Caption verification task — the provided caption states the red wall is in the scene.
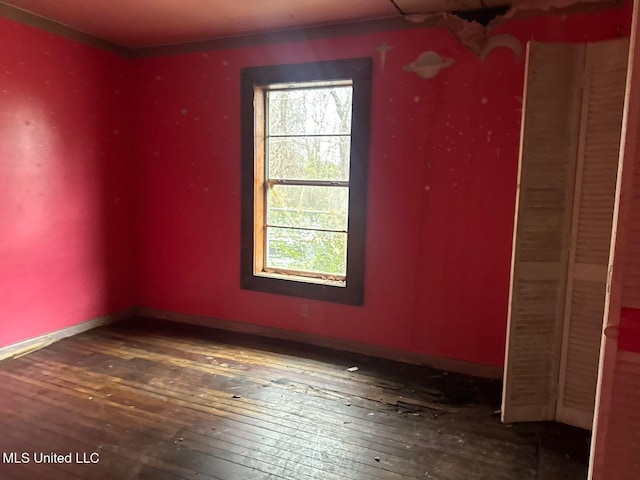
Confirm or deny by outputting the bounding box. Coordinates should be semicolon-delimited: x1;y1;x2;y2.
1;6;630;364
132;7;631;367
620;308;640;353
0;18;134;348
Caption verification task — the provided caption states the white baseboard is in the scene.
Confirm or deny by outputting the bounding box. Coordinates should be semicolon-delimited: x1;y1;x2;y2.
137;307;503;379
0;309;134;362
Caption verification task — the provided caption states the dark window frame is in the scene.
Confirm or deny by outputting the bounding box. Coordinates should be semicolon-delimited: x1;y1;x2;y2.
240;57;372;305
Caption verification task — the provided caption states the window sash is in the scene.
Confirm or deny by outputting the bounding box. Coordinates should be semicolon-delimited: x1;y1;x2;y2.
264;179;349;187
262;265;346;282
263;225;347;281
267;133;351;138
260;82;352;281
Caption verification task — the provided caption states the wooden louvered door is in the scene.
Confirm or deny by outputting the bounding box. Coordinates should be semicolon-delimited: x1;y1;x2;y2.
503;38;629;427
502;42;584;423
556;38;629;429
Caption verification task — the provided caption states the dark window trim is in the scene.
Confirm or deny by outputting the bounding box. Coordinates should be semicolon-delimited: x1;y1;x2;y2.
240;57;372;306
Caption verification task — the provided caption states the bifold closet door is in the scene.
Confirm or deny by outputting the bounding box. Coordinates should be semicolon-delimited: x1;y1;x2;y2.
502;42;584;423
556;38;629;429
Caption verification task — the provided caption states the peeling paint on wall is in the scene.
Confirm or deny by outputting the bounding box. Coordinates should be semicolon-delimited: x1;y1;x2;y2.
375;40;394;71
403;51;454;78
443;15;523;60
481;34;523;60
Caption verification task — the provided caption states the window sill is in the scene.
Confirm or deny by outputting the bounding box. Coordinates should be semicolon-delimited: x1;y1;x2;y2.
241;271;362;305
256;271;346;288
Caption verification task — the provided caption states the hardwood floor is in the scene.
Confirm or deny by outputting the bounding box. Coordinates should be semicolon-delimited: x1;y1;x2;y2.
0;318;590;480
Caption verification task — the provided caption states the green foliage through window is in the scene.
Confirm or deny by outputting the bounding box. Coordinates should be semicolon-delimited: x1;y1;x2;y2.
264;84;353;277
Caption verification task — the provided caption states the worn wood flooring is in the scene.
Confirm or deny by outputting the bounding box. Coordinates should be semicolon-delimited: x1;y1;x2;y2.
0;318;590;479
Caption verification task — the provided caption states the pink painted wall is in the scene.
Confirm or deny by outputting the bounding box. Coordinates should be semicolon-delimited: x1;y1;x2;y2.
132;7;631;367
0;18;134;348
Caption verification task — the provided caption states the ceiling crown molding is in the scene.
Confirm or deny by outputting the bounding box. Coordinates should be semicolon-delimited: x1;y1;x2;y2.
0;1;133;57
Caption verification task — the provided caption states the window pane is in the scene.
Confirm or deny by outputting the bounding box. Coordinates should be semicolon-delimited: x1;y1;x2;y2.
267;185;348;231
267;136;350;181
266;227;347;276
268;86;352;136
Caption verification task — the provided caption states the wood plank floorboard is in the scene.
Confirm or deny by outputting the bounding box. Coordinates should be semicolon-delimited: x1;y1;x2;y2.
0;317;590;479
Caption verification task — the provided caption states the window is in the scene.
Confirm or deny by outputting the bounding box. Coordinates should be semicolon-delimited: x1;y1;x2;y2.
241;58;372;305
